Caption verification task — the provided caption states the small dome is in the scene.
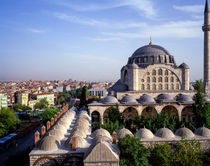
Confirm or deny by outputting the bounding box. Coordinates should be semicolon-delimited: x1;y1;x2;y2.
48;129;64;141
91;128;112;139
175;127;194;139
177;94;194;104
108;80;128;93
139;95;156;104
52;124;66;134
135;128;154;139
117;128;133;139
66;136;87;149
58;120;70;128
194;127;210;137
155;128;175;139
158;94;174;102
71;130;87;138
93;135;112;143
121;95;137;104
179;63;189;69
40;136;59;151
101;96;118;104
73;125;90;134
127;63;139;69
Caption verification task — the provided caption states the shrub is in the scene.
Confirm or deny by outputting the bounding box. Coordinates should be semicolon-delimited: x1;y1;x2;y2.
41;107;59;124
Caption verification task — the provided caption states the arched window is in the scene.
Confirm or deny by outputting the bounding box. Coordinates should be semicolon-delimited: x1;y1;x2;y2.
165;70;169;75
152;84;156;90
159;84;163;90
147;84;150;90
158;69;162;75
171;77;174;82
147;72;150;75
165;84;169;90
141;84;145;90
176;84;179;90
152;70;156;75
165;77;168;82
147;77;150;83
152;77;156;82
171;84;174;90
158;77;162;82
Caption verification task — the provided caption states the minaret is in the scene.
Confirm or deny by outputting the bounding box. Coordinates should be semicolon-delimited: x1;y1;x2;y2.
203;0;210;97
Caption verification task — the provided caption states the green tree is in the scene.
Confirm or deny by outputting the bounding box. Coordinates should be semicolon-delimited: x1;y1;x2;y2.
79;86;90;108
118;135;150;166
34;102;47;110
41;107;59;124
58;92;71;104
0;108;20;138
149;144;173;166
106;106;123;124
57;96;65;105
40;98;48;106
193;80;210;128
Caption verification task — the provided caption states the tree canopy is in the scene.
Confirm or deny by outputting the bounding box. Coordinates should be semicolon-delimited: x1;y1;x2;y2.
41;107;59;124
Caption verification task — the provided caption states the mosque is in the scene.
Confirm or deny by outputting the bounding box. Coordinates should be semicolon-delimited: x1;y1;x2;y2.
29;1;210;166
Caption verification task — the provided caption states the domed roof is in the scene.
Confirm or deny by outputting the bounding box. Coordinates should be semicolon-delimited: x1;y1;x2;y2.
121;95;137;104
71;130;87;138
158;94;174;102
101;96;118;104
117;128;133;139
155;127;175;139
135;128;154;139
93;135;112;143
132;44;170;57
58;120;70;128
48;129;64;141
177;94;194;104
40;136;59;151
91;128;112;139
175;127;194;139
52;124;66;133
127;63;139;69
194;127;210;137
66;136;87;149
179;63;189;69
139;94;156;104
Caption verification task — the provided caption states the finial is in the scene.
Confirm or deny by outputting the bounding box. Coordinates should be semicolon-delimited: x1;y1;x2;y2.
149;36;152;45
205;0;209;13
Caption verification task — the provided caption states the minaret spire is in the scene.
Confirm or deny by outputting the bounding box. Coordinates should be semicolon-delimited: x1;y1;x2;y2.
205;0;209;13
203;0;210;97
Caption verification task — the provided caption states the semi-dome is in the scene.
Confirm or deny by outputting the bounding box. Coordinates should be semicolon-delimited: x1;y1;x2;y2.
127;63;139;69
121;95;137;104
117;128;133;139
175;127;194;139
158;94;174;103
101;96;118;104
132;44;170;57
139;94;156;104
40;136;59;151
194;127;210;137
155;127;175;139
177;94;194;104
135;128;154;139
179;63;189;69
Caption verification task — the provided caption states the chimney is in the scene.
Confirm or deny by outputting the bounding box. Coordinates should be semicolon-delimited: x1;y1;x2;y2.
72;137;77;151
51;118;54;126
35;131;40;147
112;131;117;144
41;126;46;137
46;121;51;131
54;114;57;122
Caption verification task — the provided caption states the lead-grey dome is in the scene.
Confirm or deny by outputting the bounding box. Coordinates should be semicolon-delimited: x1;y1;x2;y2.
194;127;210;137
117;128;133;139
155;127;175;139
139;94;156;104
158;94;174;103
177;94;194;104
121;95;137;104
101;96;118;104
132;44;170;57
135;128;154;139
175;127;194;139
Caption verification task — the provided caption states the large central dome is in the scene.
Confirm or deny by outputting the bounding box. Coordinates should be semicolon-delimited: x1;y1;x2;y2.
132;44;170;57
127;43;175;67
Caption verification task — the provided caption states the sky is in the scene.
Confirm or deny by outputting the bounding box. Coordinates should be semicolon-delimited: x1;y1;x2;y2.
0;0;207;82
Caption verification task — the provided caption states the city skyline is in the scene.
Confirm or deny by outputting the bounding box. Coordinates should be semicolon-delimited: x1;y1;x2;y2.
0;0;205;81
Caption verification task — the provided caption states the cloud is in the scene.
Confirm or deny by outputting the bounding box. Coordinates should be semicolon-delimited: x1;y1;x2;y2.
52;0;156;18
26;28;45;33
173;5;203;13
102;20;203;39
52;12;147;29
85;37;121;41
